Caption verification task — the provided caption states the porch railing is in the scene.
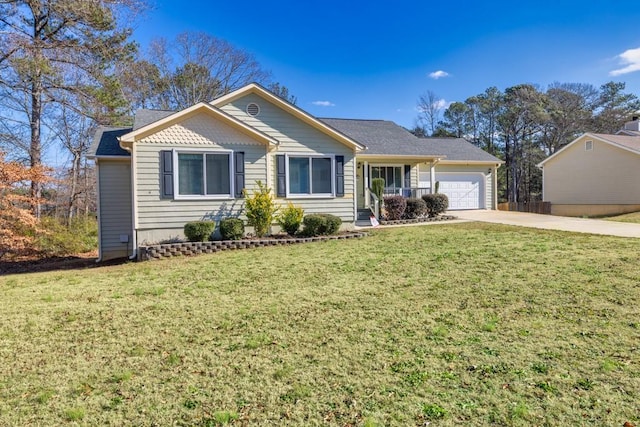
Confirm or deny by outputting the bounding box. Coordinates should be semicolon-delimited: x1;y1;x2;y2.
382;187;432;199
367;187;431;219
368;191;380;220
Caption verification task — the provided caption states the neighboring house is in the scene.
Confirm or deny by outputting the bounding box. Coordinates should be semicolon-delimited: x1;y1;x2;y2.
89;83;502;261
538;119;640;217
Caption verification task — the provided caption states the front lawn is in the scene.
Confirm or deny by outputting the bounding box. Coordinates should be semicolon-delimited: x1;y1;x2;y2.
1;223;638;426
604;211;640;224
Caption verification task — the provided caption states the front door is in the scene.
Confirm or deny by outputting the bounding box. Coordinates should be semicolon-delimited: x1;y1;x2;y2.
356;162;365;209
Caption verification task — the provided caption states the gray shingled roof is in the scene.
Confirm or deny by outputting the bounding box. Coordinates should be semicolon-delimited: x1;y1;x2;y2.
89;126;131;157
320;118;501;162
133;109;175;130
90;110;501;162
89;109;175;158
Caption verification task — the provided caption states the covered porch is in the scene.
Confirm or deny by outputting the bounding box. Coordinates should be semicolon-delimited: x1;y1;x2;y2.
356;156;441;210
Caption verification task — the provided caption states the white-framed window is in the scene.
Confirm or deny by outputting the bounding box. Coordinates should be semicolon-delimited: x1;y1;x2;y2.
173;149;233;199
371;165;403;191
287;154;335;197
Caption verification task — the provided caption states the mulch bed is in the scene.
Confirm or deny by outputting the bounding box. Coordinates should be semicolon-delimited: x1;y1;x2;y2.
0;252;125;276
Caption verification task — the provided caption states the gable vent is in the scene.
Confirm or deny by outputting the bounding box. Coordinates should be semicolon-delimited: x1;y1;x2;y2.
246;103;260;116
585;140;593;151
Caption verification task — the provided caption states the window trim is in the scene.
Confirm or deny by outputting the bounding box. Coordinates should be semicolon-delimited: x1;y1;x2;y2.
172;148;234;200
370;164;404;192
285;153;335;198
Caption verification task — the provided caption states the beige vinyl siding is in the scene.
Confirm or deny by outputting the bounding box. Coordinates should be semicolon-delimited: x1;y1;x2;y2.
133;112;268;244
220;93;356;223
97;159;133;260
543;135;640;205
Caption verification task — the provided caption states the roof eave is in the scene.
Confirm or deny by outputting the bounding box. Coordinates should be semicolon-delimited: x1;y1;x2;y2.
438;159;504;165
357;154;445;160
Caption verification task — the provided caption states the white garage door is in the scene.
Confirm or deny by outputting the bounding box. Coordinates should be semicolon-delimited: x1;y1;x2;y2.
436;173;484;210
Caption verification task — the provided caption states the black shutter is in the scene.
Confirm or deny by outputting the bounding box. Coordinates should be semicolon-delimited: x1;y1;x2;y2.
234;151;245;198
335;155;344;196
404;164;411;189
160;150;173;198
276;154;286;197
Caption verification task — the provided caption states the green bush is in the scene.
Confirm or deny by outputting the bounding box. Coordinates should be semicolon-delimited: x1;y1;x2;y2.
184;221;216;242
383;195;406;220
219;218;244;240
35;216;98;256
243;181;278;238
404;197;427;219
301;214;342;236
276;202;304;235
422;193;449;217
371;178;385;202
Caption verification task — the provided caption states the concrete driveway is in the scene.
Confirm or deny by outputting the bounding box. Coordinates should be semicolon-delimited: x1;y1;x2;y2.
455;210;640;238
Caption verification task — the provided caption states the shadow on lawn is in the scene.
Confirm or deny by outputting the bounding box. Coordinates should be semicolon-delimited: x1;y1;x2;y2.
0;255;128;275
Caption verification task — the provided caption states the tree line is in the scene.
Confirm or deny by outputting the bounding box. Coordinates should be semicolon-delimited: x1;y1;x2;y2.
0;0;292;259
415;82;640;203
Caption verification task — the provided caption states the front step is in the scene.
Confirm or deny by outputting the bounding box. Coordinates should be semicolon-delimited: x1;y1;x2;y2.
357;208;372;221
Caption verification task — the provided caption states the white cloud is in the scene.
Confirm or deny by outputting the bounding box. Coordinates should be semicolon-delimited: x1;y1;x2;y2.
415;99;451;113
433;99;448;109
610;47;640;76
312;100;335;107
428;70;450;79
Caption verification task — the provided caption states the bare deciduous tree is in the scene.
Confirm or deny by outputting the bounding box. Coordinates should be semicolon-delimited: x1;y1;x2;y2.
417;90;444;136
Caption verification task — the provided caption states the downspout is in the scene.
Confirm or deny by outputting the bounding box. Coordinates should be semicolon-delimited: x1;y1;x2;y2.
129;142;138;260
119;137;137;260
94;159;103;262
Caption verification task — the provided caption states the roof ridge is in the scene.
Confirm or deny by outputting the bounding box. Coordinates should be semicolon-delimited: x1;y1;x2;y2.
319;117;387;122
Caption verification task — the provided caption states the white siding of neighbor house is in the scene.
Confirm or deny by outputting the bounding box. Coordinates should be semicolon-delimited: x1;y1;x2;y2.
219;93;356;224
134;112;267;244
97;159;133;260
543;135;640;205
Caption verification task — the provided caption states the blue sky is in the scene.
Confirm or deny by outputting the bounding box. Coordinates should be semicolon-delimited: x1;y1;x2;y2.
133;0;640;129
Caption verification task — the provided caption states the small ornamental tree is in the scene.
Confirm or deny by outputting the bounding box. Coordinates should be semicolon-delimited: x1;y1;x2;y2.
243;181;278;237
276;202;304;235
371;178;385;202
0;152;51;259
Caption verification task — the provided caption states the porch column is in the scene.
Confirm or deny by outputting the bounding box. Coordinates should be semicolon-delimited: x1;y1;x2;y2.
364;161;369;208
492;165;498;209
430;161;436;194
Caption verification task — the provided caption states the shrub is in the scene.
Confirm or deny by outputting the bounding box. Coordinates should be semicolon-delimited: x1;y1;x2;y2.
35;216;98;256
184;221;216;242
301;214;342;236
404;197;427;219
276;202;304;235
219;218;244;240
383;196;406;220
243;181;278;238
422;193;449;217
371;178;385;202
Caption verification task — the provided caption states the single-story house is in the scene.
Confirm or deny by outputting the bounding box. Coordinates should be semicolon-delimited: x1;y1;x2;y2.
89;83;502;261
538;119;640;217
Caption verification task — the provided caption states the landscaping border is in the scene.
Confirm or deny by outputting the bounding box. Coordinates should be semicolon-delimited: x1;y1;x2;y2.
138;232;367;261
379;214;457;226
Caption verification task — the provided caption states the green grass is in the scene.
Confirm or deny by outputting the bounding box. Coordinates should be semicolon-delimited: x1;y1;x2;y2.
604;211;640;224
1;222;639;425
